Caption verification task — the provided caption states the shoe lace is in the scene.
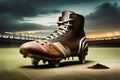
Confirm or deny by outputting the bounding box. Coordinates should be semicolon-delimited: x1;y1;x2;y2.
44;20;73;41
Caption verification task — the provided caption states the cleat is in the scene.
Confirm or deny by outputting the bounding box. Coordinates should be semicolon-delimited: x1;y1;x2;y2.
31;58;40;66
72;57;74;60
55;63;60;68
32;61;38;66
78;56;85;64
42;60;46;64
20;10;88;67
64;58;66;60
68;57;69;60
48;60;60;67
23;54;27;58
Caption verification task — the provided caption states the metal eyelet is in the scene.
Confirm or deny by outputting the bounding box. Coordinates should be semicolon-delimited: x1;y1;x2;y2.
41;43;44;46
36;40;39;43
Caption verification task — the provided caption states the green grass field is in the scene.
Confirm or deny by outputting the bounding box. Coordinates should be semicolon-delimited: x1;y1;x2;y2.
0;47;120;80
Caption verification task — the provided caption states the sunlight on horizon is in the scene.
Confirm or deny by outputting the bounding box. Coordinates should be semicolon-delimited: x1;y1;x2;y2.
86;31;120;39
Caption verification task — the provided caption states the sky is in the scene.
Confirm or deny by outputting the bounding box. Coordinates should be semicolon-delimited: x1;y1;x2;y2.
0;0;120;36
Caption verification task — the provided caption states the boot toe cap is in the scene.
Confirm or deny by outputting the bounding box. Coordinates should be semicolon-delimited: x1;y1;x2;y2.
20;41;45;57
20;40;64;59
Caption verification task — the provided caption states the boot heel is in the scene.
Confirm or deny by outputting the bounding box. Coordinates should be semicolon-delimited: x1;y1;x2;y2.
78;56;85;64
78;47;88;64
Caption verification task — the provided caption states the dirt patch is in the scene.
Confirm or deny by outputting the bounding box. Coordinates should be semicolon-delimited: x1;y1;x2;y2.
88;63;110;69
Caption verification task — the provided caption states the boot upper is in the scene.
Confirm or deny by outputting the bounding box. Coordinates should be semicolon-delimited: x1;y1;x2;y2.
20;10;88;59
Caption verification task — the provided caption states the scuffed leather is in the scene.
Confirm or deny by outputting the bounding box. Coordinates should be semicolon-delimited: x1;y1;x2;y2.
20;40;64;58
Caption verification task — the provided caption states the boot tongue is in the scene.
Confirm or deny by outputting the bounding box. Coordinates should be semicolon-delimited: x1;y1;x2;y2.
60;11;74;22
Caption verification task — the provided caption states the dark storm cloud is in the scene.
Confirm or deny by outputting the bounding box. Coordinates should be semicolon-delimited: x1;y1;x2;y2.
0;0;61;17
0;0;100;32
85;2;120;33
0;0;117;32
0;0;61;32
86;3;120;19
0;22;52;32
0;0;98;18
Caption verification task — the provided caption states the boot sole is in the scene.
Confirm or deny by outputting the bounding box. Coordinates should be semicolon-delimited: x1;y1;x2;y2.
20;49;87;67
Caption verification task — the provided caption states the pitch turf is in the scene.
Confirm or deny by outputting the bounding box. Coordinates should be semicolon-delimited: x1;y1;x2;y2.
0;47;120;80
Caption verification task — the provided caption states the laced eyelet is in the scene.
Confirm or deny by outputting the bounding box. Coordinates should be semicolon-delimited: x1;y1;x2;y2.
57;37;59;39
41;43;44;46
36;40;39;43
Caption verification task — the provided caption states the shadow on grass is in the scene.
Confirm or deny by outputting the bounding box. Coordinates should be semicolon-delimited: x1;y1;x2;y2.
20;60;94;69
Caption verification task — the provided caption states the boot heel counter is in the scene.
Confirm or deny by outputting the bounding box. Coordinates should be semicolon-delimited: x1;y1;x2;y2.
77;36;88;55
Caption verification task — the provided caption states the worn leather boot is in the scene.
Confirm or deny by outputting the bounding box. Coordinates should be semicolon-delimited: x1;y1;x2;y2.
20;10;88;67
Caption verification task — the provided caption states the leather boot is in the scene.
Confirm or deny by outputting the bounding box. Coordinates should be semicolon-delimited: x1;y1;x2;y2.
20;10;88;67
